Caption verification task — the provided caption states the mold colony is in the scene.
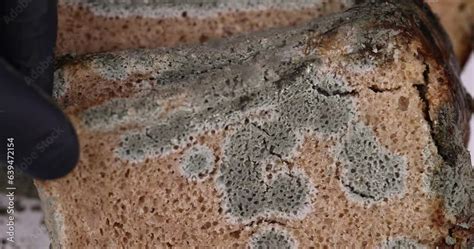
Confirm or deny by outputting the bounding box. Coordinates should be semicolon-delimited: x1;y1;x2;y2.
81;96;163;131
180;145;215;182
41;1;473;246
80;59;412;246
381;237;426;249
336;123;407;202
248;227;296;249
218;120;314;222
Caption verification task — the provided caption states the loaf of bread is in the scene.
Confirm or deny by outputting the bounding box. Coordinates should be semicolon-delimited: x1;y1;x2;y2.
38;0;473;248
57;0;473;67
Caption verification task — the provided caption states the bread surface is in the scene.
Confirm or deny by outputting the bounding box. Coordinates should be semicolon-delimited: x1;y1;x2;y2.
38;0;473;248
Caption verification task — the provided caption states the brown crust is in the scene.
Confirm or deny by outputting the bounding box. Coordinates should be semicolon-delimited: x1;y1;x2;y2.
403;0;471;145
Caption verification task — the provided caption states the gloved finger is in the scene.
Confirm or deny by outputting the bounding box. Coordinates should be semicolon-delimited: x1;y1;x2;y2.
0;0;57;95
0;58;79;180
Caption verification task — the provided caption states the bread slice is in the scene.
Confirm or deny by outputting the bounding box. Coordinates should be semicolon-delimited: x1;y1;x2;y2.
57;0;354;56
57;0;473;67
39;0;473;248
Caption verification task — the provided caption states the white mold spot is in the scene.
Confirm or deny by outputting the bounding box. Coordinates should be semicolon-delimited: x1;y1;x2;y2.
180;145;215;182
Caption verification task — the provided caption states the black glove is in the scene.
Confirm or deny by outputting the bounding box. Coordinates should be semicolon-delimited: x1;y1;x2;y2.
0;0;79;179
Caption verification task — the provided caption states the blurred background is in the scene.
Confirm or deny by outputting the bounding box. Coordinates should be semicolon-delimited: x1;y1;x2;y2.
465;54;474;159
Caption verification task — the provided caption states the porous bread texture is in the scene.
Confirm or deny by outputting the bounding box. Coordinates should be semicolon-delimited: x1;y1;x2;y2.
57;0;355;56
38;0;473;248
57;0;474;68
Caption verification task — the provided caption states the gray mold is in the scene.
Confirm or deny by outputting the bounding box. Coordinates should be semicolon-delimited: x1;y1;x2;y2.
91;51;159;81
429;149;473;218
337;123;407;202
279;91;354;134
214;66;356;221
116;113;196;161
249;227;296;249
108;58;358;220
381;237;426;249
214;108;312;222
427;107;473;218
81;96;162;130
52;69;68;100
180;145;215;181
